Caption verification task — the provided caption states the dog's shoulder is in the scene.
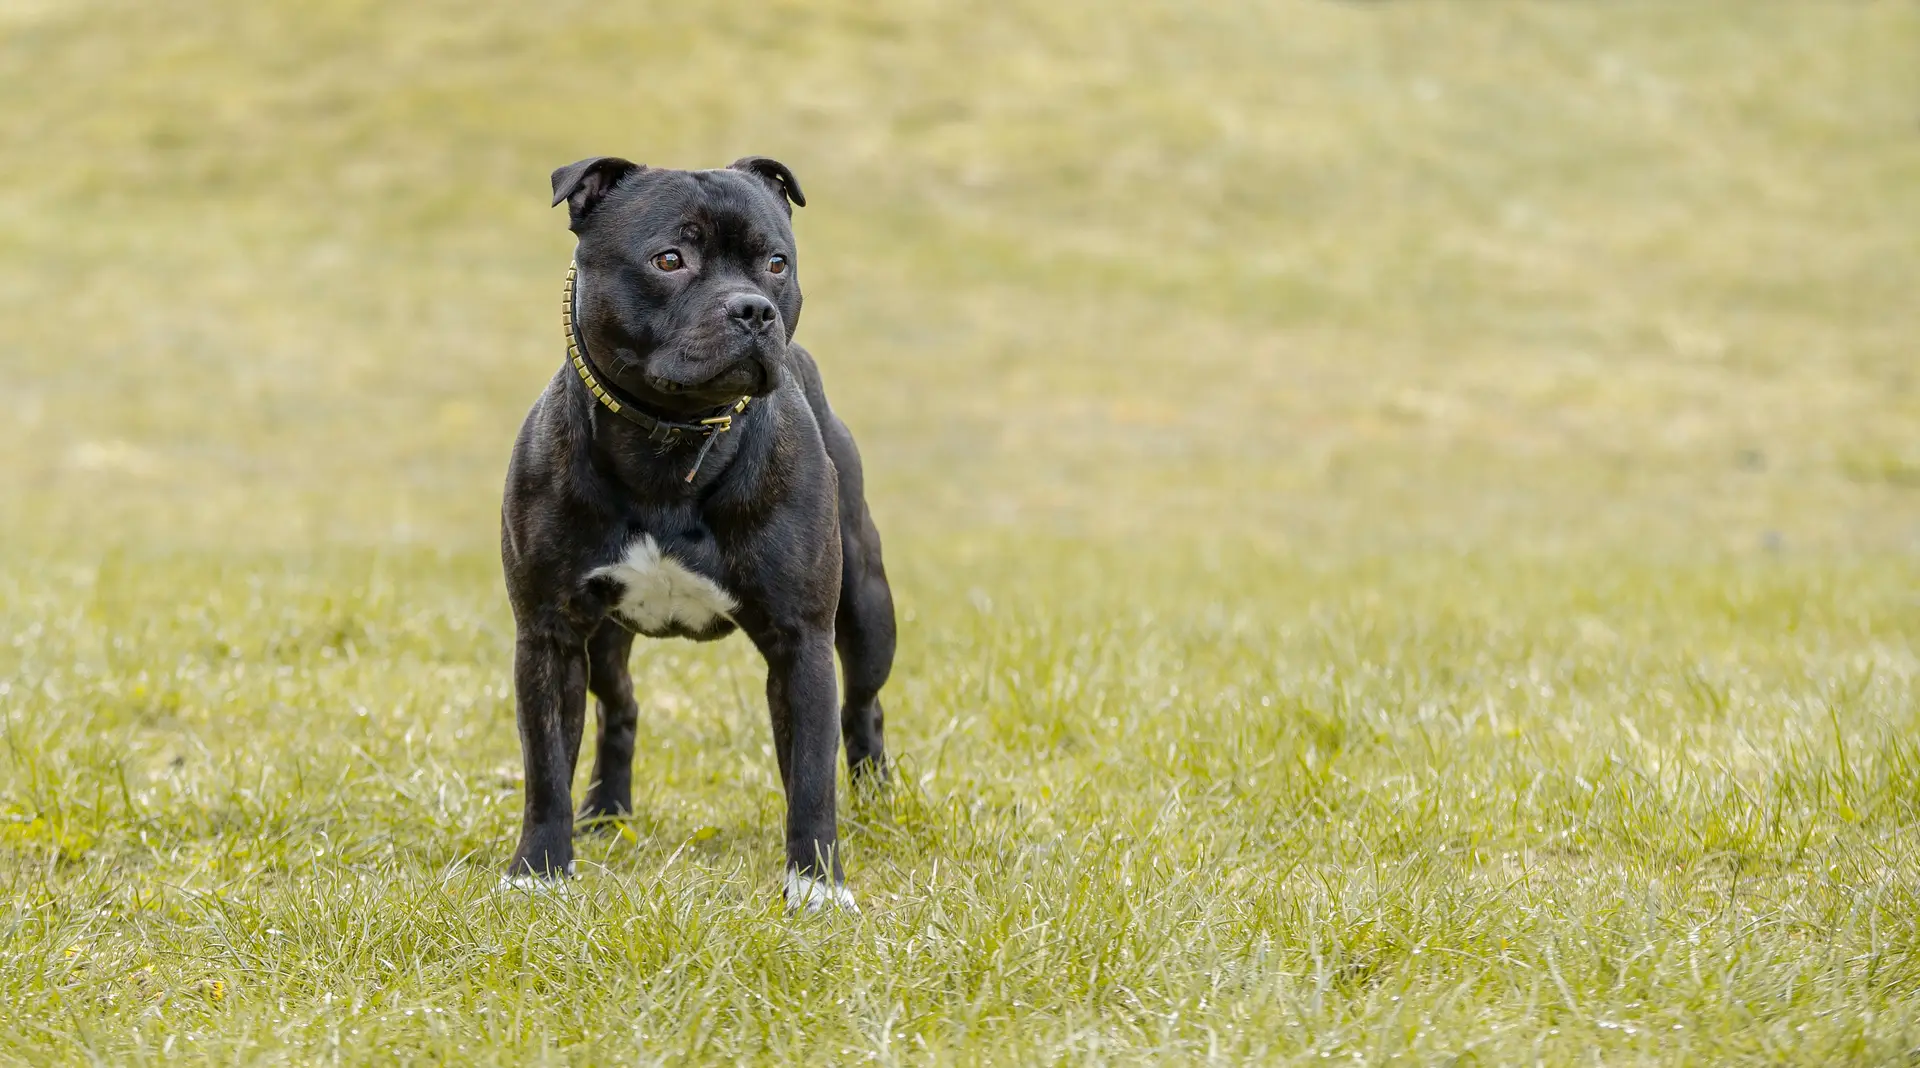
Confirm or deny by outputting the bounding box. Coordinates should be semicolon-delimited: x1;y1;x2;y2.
775;344;868;487
508;368;590;481
781;343;835;421
502;367;601;557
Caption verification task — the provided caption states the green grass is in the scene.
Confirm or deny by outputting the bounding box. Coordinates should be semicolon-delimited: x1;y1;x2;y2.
3;0;1919;1063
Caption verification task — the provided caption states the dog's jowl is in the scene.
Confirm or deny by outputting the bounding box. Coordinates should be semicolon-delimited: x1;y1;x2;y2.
499;156;895;912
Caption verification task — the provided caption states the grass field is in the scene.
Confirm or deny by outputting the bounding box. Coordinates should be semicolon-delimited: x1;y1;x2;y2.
3;0;1919;1063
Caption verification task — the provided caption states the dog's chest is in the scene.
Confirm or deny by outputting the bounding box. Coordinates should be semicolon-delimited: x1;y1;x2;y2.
591;535;737;636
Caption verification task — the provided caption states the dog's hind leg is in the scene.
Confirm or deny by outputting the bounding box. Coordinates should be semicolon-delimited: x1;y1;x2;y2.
788;346;897;789
833;466;896;788
579;621;639;823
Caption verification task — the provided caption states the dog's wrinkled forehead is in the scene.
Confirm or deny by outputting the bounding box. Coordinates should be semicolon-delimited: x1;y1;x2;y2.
606;171;790;251
554;157;803;259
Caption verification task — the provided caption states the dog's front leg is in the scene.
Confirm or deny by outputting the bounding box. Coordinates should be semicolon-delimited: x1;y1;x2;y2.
507;626;589;883
765;629;856;912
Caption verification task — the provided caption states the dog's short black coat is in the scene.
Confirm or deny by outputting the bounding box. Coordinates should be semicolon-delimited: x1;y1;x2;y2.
500;156;894;909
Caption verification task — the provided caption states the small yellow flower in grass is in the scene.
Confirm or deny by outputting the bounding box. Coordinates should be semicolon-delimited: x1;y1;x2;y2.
64;946;82;960
206;979;225;1002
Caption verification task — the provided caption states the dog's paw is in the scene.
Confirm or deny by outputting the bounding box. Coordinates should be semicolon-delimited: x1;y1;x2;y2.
496;861;577;895
783;869;859;915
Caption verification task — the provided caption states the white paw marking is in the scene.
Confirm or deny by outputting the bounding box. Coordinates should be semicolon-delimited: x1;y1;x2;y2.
592;535;736;634
496;861;576;894
784;869;859;914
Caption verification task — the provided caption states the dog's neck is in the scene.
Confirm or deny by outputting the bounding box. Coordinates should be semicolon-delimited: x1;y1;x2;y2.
563;262;749;483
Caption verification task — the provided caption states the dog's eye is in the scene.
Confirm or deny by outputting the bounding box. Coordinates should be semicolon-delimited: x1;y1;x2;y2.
766;254;788;275
651;251;684;272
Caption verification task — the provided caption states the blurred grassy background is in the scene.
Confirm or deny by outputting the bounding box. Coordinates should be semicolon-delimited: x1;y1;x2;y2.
3;0;1915;558
3;1;1920;1063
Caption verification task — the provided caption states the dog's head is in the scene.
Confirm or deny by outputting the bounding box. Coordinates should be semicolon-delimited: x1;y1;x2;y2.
552;156;806;411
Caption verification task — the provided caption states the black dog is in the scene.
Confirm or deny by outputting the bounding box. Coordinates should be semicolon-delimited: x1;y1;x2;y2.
499;156;894;911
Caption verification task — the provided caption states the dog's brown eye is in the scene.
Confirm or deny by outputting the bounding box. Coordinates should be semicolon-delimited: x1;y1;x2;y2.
652;251;684;272
767;254;788;275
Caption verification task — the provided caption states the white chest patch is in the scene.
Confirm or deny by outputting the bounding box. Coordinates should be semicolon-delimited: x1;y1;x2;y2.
592;535;738;634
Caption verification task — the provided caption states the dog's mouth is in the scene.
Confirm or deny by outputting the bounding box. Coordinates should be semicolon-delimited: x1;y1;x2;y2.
647;365;763;398
638;343;778;401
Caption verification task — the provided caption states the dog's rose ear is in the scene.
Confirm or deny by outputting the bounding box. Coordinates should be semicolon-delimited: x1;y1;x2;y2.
728;156;806;214
551;157;644;230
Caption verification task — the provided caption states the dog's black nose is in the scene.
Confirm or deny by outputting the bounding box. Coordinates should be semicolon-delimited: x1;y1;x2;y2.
726;293;778;333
